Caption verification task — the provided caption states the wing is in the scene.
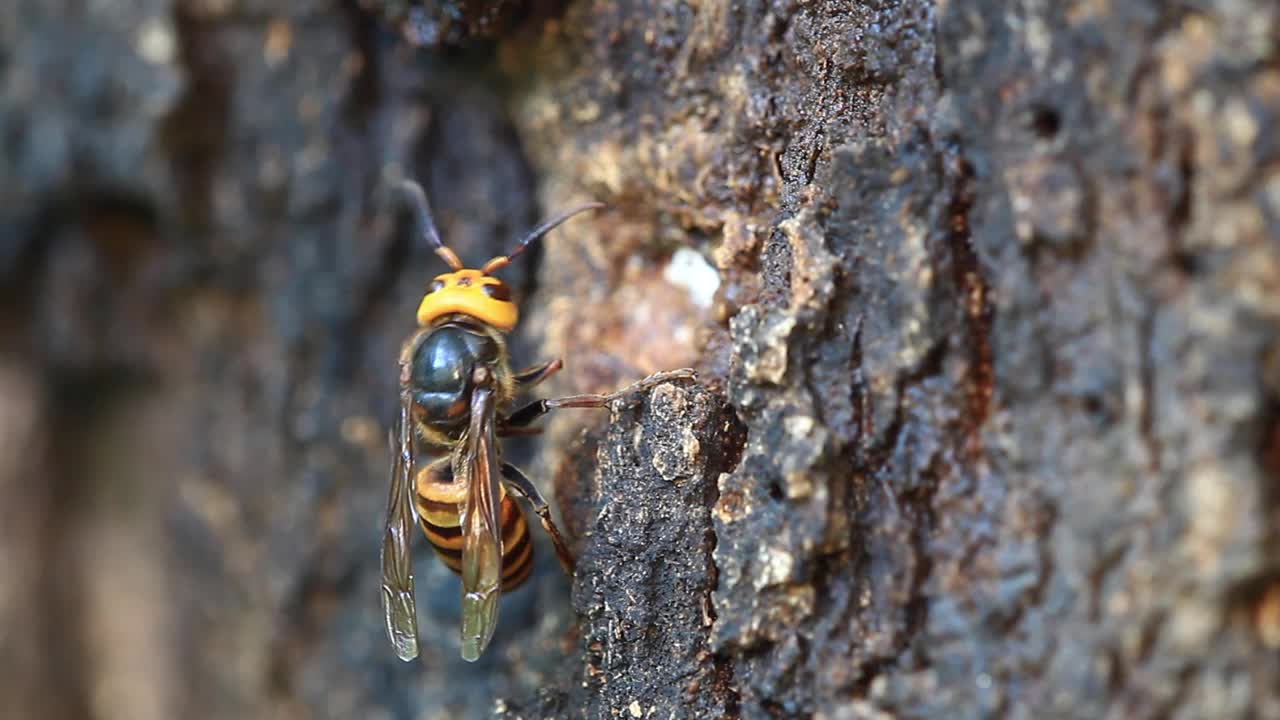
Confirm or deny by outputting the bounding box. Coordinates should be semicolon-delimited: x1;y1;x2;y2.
380;395;420;661
457;384;504;662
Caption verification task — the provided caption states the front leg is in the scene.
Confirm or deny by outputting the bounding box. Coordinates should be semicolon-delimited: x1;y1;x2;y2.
501;368;697;429
513;358;563;389
500;463;576;575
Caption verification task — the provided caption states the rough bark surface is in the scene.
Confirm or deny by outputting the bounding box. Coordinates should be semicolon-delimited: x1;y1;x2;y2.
2;0;1279;719
541;383;744;719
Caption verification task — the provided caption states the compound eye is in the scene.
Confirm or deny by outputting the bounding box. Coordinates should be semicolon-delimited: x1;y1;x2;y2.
428;279;446;294
483;282;511;301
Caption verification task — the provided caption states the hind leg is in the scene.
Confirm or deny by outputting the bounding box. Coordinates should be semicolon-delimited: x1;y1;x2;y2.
500;463;575;575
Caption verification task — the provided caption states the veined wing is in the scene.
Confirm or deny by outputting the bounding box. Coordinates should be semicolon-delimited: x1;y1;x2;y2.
380;396;420;661
457;385;503;662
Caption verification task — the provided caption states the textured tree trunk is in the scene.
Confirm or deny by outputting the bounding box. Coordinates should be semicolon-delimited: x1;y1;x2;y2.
2;1;1278;719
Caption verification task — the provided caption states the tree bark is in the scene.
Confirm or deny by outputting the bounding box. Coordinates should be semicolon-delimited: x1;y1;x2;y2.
2;1;1278;719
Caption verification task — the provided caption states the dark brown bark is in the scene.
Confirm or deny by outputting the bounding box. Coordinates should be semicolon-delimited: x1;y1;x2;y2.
2;1;1278;719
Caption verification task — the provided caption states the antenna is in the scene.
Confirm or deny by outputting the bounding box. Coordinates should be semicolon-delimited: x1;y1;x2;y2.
398;179;463;271
481;202;605;274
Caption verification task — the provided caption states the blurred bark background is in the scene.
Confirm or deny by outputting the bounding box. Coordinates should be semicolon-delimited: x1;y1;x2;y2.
2;0;1279;719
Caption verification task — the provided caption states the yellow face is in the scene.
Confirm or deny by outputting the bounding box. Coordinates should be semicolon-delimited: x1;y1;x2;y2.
415;269;518;331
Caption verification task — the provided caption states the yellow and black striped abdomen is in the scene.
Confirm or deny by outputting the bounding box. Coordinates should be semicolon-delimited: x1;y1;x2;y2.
413;462;535;591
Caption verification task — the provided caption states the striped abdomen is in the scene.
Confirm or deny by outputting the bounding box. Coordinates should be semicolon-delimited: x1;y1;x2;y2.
413;461;534;591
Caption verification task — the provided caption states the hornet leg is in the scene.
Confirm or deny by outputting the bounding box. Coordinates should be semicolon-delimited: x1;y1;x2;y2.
500;368;696;429
498;359;565;436
500;463;576;575
513;358;563;389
